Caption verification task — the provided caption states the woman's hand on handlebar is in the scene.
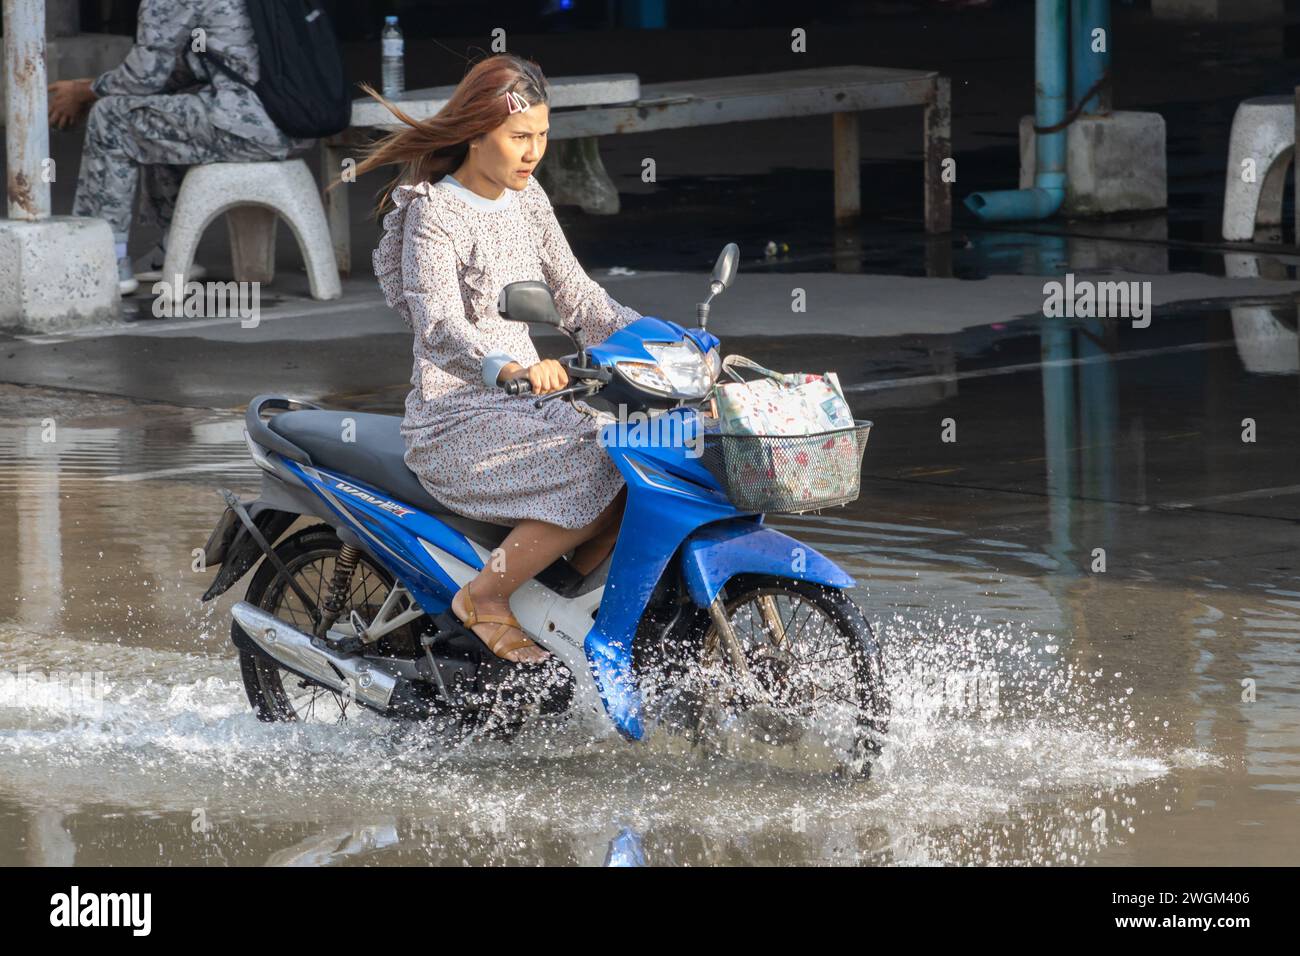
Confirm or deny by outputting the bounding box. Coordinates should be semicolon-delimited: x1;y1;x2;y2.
519;359;569;395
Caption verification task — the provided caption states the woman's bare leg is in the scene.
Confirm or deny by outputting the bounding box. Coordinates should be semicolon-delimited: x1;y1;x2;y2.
571;487;626;574
452;491;625;662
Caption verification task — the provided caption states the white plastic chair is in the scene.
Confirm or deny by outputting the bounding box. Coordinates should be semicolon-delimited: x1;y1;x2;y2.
161;159;341;300
1222;94;1294;241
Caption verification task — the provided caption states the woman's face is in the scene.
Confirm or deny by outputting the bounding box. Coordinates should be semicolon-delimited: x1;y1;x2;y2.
471;103;549;192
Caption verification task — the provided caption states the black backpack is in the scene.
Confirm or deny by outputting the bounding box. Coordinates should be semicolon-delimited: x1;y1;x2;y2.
200;0;352;139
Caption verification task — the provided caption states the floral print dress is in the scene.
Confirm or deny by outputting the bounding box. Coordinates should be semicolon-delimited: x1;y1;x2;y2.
372;174;641;530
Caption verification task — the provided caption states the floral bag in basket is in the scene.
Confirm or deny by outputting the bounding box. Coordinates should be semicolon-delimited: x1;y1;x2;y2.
710;355;862;510
714;355;853;435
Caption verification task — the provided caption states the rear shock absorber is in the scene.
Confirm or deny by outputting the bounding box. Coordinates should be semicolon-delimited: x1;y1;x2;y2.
315;544;361;638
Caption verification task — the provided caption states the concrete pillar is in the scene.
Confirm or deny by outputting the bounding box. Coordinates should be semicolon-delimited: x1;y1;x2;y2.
533;137;620;215
832;112;860;227
6;0;52;219
0;0;119;329
1019;112;1168;216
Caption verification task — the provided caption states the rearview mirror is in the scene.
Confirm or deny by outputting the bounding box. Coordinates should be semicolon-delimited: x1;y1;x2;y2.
710;243;739;291
497;281;564;327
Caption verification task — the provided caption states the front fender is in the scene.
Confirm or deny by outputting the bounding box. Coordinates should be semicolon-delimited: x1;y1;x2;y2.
680;521;854;607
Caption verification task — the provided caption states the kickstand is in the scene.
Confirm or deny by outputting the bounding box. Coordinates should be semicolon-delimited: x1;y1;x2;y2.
420;630;454;704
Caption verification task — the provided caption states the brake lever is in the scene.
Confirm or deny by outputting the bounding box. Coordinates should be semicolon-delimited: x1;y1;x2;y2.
534;382;599;409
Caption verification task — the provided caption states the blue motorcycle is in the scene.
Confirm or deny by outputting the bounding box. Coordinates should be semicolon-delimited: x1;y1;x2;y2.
201;245;888;775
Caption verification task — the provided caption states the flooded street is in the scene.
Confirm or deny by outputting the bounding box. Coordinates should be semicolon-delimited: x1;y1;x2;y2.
1;291;1294;866
5;1;1300;870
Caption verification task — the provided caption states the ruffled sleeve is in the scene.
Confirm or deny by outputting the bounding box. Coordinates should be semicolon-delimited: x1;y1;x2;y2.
373;183;489;381
521;177;642;343
373;182;433;331
375;181;501;333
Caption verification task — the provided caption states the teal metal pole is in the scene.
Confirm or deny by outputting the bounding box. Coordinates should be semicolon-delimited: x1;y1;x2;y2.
1071;0;1110;116
964;0;1068;222
1040;319;1077;570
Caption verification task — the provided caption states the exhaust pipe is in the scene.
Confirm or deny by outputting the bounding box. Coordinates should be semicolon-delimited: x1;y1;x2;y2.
231;601;398;711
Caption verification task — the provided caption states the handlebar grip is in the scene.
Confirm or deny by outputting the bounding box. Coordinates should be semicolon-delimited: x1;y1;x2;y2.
504;378;533;396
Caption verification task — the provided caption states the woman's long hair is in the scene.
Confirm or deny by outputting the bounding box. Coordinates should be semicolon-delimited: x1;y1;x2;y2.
342;53;551;218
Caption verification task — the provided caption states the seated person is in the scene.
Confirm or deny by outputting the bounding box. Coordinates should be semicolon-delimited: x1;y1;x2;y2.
48;0;312;294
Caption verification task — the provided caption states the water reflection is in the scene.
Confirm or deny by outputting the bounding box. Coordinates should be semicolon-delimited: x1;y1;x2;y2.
266;821;401;867
603;827;646;867
1223;252;1300;375
0;412;256;647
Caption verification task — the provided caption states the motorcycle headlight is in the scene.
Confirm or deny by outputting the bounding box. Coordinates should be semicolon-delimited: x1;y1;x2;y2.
616;360;676;396
704;346;721;380
620;340;717;399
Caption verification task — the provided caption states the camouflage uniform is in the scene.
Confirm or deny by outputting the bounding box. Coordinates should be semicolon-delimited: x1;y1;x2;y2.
71;0;314;236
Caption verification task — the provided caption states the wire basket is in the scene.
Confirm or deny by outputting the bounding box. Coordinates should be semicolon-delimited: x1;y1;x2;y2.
700;421;872;514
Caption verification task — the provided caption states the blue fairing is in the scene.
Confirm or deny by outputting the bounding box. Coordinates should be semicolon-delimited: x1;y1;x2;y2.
582;408;858;739
583;411;739;739
587;316;710;365
680;522;855;607
282;460;482;614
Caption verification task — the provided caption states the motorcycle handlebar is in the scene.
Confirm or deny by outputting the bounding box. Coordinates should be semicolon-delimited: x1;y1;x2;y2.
503;378;533;396
505;356;607;396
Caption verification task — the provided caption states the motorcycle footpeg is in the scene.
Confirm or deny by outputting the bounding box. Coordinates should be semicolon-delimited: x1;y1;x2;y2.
495;657;575;717
428;612;488;654
429;612;574;716
429;612;546;672
418;620;478;699
386;677;441;719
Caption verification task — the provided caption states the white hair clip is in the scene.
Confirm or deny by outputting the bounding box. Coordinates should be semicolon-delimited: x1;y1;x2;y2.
504;90;530;114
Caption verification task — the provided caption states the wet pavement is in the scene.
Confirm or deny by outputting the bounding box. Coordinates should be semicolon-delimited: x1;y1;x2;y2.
2;6;1300;866
0;273;1296;865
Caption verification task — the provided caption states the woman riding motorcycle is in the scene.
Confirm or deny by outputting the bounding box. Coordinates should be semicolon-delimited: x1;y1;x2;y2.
355;54;637;664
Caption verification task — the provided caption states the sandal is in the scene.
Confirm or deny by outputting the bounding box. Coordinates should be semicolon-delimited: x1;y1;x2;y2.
451;586;549;663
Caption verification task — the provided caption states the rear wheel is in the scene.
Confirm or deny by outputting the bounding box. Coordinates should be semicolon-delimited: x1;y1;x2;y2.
645;575;889;777
236;525;397;723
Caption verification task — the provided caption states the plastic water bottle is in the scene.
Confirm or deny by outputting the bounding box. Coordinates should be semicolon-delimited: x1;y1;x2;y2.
381;16;404;99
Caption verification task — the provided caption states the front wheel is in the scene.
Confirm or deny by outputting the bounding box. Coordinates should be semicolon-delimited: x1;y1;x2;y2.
646;575;889;777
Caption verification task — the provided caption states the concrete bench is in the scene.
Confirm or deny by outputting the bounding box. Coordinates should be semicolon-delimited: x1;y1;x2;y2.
164;159;341;300
1222;94;1293;241
322;66;952;275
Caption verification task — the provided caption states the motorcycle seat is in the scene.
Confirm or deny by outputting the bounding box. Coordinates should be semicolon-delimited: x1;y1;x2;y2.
267;410;513;550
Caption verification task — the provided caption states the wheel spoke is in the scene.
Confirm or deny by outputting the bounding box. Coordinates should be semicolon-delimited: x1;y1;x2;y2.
252;538;396;725
696;586;876;745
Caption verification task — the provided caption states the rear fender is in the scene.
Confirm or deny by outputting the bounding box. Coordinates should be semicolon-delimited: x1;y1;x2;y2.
201;505;297;601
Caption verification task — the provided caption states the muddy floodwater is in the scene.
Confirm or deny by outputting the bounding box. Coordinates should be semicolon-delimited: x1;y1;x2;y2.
0;299;1297;866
